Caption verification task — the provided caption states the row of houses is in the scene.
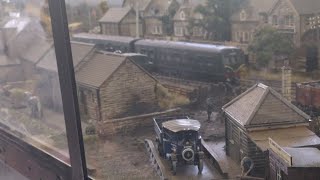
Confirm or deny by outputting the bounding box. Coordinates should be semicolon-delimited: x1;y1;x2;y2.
100;0;207;41
100;0;320;47
0;17;159;121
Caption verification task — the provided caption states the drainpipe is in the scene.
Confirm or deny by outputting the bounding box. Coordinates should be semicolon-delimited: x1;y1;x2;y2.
136;2;140;38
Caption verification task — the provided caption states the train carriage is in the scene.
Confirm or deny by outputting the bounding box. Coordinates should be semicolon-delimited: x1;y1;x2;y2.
134;39;245;83
72;33;138;53
154;116;204;175
72;33;245;83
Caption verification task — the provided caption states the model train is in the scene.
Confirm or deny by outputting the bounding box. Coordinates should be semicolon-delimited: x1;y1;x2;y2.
153;116;204;175
73;33;245;83
295;81;320;117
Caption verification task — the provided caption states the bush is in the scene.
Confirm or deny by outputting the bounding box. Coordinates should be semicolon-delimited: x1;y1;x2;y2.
10;88;26;108
156;84;190;109
85;124;96;135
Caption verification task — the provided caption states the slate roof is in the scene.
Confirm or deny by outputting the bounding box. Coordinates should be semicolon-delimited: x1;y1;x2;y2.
99;7;132;23
231;0;277;21
75;52;127;88
248;126;320;151
289;0;320;14
173;0;205;21
222;83;310;129
284;147;320;167
0;54;20;66
36;42;95;72
124;0;152;11
23;37;52;63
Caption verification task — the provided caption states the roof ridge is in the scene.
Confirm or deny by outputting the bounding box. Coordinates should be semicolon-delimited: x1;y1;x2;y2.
245;86;270;126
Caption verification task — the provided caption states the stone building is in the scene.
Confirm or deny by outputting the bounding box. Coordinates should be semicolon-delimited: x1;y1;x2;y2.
75;52;158;121
144;0;179;39
267;0;320;47
230;0;277;44
99;7;143;37
222;83;320;178
36;42;95;112
1;17;51;81
173;0;206;40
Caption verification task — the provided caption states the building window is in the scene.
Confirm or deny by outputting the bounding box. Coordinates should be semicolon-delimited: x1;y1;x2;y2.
240;10;247;21
180;11;185;20
175;27;183;36
260;14;268;23
272;15;278;25
285;15;294;26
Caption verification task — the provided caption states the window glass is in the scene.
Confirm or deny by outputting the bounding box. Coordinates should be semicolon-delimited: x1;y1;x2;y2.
0;0;69;156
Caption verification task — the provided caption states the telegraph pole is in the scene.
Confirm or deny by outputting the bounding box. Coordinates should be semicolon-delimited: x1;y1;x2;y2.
135;1;140;38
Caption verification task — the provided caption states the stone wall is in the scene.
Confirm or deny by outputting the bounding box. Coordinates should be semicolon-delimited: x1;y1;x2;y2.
96;108;181;136
99;59;158;120
78;87;100;121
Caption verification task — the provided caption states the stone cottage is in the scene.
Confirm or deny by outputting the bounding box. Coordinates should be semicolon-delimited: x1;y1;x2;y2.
144;0;179;39
1;17;51;81
36;42;95;112
230;0;277;44
75;52;158;121
173;0;206;41
99;7;143;37
268;0;320;47
222;83;320;178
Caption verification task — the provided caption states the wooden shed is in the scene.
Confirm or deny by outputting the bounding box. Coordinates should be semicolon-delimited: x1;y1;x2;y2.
222;83;320;178
75;51;158;121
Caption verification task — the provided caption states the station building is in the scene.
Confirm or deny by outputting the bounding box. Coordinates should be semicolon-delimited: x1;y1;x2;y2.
222;83;320;178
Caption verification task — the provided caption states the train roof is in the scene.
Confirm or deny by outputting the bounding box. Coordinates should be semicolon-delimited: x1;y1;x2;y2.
135;39;239;53
162;119;201;133
72;33;138;44
297;81;320;88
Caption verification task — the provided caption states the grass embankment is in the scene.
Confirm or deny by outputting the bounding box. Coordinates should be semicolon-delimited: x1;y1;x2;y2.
247;69;316;82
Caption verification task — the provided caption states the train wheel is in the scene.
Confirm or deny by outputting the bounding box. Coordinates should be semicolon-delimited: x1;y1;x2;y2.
198;159;203;174
172;160;177;175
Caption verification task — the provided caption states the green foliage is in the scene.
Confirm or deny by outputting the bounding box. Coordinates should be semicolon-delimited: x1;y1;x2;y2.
194;0;247;40
160;0;179;36
10;88;25;108
155;84;190;109
99;1;108;14
248;26;294;68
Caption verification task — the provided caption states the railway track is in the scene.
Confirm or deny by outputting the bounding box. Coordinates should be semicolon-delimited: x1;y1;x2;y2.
144;139;225;180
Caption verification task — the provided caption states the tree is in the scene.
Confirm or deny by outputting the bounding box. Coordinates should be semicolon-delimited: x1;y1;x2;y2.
160;0;179;36
194;0;247;41
248;26;294;68
99;0;108;15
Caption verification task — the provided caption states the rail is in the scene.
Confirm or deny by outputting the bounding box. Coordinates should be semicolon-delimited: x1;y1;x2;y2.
144;139;168;180
201;139;229;177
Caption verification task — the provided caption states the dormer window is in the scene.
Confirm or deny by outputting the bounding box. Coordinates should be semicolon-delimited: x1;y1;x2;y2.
240;10;246;21
180;11;186;20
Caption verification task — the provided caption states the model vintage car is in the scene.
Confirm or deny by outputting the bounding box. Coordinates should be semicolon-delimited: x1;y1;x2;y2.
153;116;204;175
